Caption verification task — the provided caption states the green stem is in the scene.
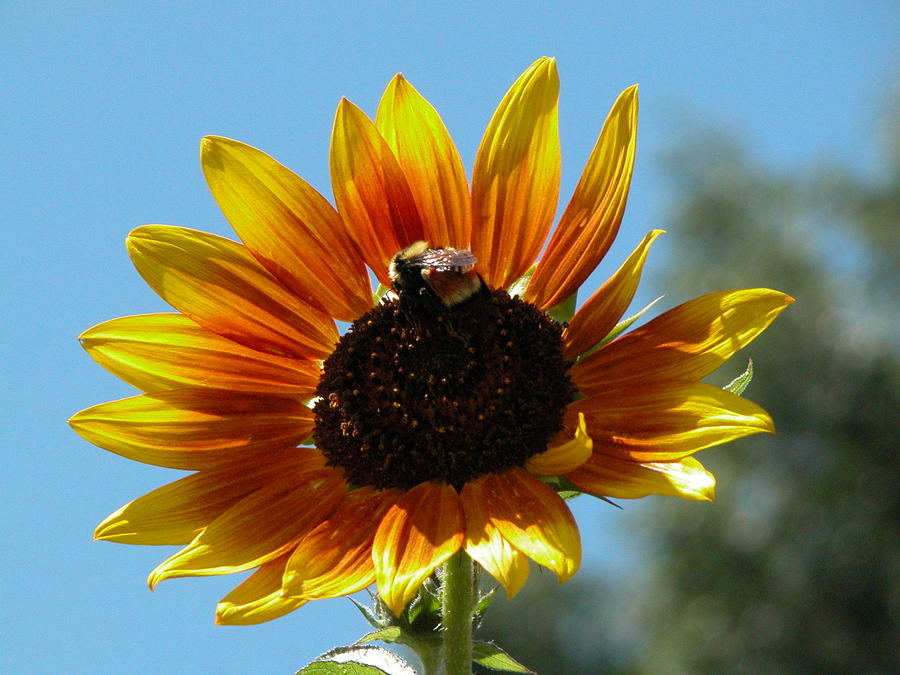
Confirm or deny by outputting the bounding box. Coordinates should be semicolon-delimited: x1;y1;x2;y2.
441;550;474;675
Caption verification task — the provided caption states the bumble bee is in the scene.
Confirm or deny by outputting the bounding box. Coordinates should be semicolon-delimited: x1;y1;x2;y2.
389;241;486;316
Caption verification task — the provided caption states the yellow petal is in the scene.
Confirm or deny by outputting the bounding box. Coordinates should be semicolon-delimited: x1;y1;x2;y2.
373;482;464;616
216;553;307;625
331;98;424;285
376;75;470;249
127;225;338;360
572;289;794;395
525;412;593;476
567;455;716;501
80;313;320;396
563;230;663;360
201;136;372;321
69;389;314;470
568;381;774;461
471;57;561;289
460;476;530;599
526;85;639;310
283;487;400;599
149;468;345;588
95;447;326;545
483;468;580;582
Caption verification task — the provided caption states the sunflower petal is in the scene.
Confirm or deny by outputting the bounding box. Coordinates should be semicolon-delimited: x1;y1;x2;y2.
283;487;401;599
483;469;580;582
331;98;424;284
79;313;320;396
571;289;794;394
568;381;774;461
69;389;314;470
127;225;337;360
201;136;371;321
376;75;470;249
216;553;308;625
471;57;561;289
95;447;326;545
563;230;663;360
149;469;345;588
460;477;530;599
525;85;639;309
373;482;464;616
567;455;716;501
525;413;593;476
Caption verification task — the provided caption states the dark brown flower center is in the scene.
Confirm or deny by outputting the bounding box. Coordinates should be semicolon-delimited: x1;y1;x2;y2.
313;289;574;490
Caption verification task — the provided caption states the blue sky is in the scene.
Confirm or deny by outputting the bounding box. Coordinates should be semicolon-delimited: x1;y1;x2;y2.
2;2;896;673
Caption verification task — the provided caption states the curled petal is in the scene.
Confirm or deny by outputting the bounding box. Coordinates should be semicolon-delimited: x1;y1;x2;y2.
564;230;663;360
572;289;794;394
471;57;561;289
216;553;307;625
526;85;639;309
483;469;580;582
525;413;593;476
568;381;774;461
79;313;320;397
127;225;338;360
201;136;371;321
460;477;530;599
148;469;345;588
376;75;470;249
373;482;464;616
567;454;716;501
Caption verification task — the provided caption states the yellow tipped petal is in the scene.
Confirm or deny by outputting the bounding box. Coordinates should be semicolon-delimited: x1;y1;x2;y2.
572;288;794;395
483;469;580;582
127;225;338;360
564;230;663;360
376;75;470;249
471;57;561;289
331;98;424;285
460;477;530;599
568;455;716;502
372;482;464;616
216;554;307;625
526;85;640;309
525;413;593;476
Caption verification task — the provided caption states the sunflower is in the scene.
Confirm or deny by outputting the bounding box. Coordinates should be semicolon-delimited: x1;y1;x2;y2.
70;57;791;626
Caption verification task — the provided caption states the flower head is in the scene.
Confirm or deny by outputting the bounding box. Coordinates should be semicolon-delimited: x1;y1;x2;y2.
70;58;792;625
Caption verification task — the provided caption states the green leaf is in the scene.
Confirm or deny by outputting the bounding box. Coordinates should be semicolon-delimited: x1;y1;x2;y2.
546;290;578;324
355;627;403;645
296;663;388;675
472;641;535;673
298;646;417;675
724;358;754;396
577;295;664;360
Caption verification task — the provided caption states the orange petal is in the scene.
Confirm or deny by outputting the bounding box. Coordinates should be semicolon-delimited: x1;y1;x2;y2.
372;482;464;616
94;447;326;545
460;477;530;599
567;454;716;501
283;487;401;599
525;412;593;476
376;75;470;249
127;225;338;360
482;468;580;582
567;381;774;461
563;230;663;360
79;313;320;397
201;136;372;321
525;85;639;309
149;468;345;587
69;389;314;470
471;57;561;289
571;289;794;394
331;98;424;285
216;553;308;625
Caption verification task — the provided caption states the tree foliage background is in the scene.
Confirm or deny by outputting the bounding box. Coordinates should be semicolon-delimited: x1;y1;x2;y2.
479;91;899;674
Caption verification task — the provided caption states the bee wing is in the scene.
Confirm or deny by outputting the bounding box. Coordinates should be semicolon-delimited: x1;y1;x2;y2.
417;248;477;270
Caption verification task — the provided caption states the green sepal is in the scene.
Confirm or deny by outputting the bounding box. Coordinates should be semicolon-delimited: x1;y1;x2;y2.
576;295;664;361
350;595;388;630
724;359;754;396
546;290;578;324
472;586;498;632
538;475;584;500
297;645;417;675
373;283;392;305
506;264;536;299
472;641;536;673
